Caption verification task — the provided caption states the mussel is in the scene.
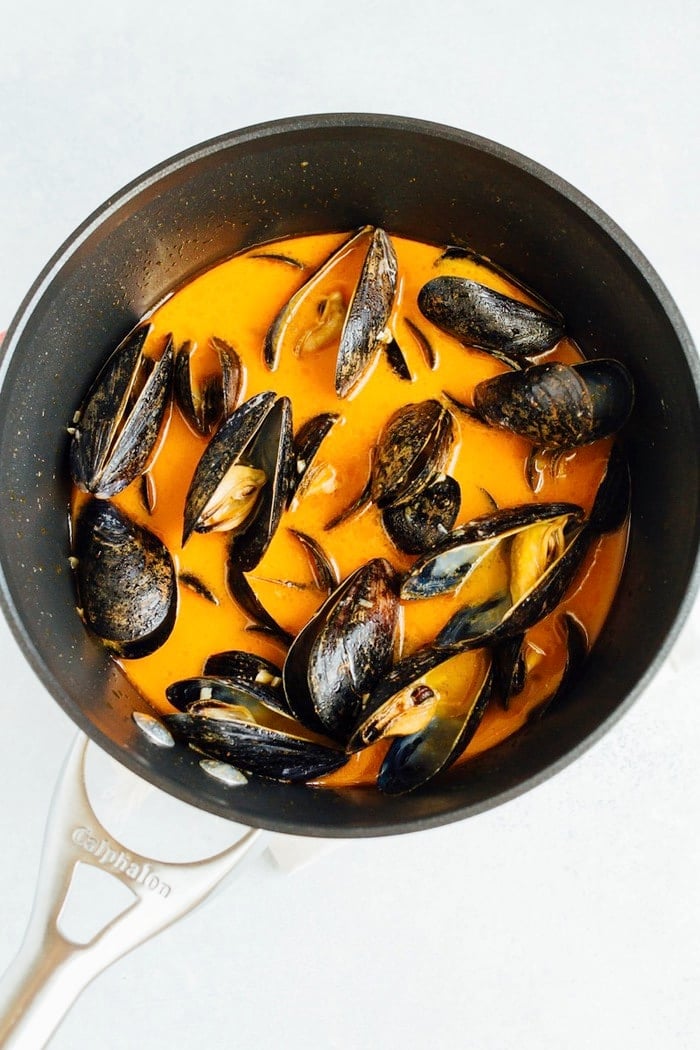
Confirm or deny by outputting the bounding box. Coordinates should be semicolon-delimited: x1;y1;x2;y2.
69;325;173;498
202;651;289;713
400;502;583;601
335;228;398;396
282;558;399;742
473;360;634;450
418;276;564;362
72;499;177;658
166;704;347;783
264;226;398;398
173;337;242;437
288;412;339;503
167;672;289;718
436;522;592;646
182;391;293;572
264;227;373;371
382;474;461;554
371;400;455;509
350;648;494;796
324;399;456;530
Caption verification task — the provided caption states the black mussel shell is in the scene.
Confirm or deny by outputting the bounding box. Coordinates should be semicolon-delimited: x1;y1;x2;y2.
377;651;493;796
418;276;564;360
335;228;398;397
283;558;399;742
263;228;371;372
166;711;347;783
73;499;177;658
401;502;583;600
288;529;340;593
371;400;455;509
182;390;276;543
492;632;527;709
70;326;173;499
383;336;412;381
166;674;289;718
202;653;288;713
174;337;242;437
288;412;339;503
528;612;590;721
382;475;461;554
473;360;634;450
436;525;592;646
229;396;293;572
588;442;631;535
226;563;294;645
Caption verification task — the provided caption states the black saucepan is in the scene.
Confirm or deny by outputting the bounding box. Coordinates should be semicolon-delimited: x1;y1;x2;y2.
1;113;698;837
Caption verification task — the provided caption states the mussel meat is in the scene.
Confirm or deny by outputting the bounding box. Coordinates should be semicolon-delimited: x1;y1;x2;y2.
69;325;173;499
72;499;177;658
418;276;564;361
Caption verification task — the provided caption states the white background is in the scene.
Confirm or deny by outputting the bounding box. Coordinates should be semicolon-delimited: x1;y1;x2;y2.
1;1;699;1047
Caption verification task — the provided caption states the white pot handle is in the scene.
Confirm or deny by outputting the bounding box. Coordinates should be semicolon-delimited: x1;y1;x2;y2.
0;734;263;1048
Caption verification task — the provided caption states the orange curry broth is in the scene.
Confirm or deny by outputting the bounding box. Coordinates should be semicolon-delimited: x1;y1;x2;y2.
70;231;628;788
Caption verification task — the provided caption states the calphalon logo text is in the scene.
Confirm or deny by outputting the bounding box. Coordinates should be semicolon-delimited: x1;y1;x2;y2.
72;827;172;897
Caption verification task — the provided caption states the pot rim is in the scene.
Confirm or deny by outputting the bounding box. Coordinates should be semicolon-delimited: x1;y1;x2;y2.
1;112;699;837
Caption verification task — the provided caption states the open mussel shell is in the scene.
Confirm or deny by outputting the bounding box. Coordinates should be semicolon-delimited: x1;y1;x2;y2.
335;227;398;397
401;502;583;600
174;337;242;437
288;411;339;503
229;396;293;572
70;325;174;499
588;441;631;535
166;674;289;718
183;390;275;542
202;652;288;713
375;649;494;796
166;708;347;784
528;612;590;721
418;276;564;361
437;523;592;646
72;499;177;658
283;558;399;742
264;227;372;371
371;400;455;509
183;391;293;572
473;359;634;450
382;474;461;554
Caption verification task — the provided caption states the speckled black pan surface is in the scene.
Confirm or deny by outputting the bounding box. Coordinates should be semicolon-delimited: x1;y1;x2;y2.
0;114;698;836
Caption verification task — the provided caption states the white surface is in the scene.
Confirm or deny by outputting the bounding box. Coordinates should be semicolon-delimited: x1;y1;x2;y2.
1;1;699;1047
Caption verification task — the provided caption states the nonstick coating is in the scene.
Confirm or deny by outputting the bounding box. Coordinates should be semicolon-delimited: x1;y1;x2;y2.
0;114;698;837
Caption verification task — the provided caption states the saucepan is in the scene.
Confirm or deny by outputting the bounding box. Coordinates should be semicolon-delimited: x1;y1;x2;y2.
0;114;698;1045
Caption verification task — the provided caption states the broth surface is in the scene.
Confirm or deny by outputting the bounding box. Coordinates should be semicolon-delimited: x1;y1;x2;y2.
71;231;628;788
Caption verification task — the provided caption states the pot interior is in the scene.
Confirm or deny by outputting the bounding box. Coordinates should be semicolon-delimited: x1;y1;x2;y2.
1;115;698;836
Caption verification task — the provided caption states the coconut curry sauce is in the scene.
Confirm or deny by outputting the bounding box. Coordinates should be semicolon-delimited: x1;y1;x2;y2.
70;231;629;790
